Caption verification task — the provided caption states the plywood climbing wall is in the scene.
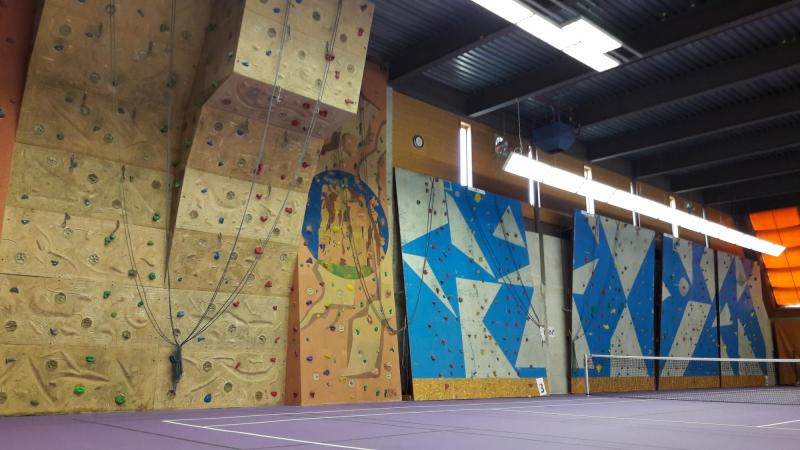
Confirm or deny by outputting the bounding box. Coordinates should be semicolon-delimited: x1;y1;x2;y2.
571;211;656;393
395;168;548;400
717;252;774;387
287;64;401;405
0;0;211;415
159;0;374;409
660;236;720;390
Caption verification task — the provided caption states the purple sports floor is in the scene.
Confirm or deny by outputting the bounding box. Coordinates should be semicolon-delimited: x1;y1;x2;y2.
3;395;800;449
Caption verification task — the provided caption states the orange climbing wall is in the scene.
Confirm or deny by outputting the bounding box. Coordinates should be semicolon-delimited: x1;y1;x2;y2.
0;0;35;237
287;64;401;405
750;207;800;306
0;0;211;415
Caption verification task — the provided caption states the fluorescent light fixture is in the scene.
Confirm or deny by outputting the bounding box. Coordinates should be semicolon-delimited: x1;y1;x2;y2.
470;0;532;24
562;44;620;71
503;153;786;256
517;14;576;50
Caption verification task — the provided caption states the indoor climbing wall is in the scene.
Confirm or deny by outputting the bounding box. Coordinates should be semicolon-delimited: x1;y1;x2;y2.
660;236;720;389
716;252;774;387
396;168;548;400
571;211;656;393
0;0;210;415
160;0;374;409
288;63;400;405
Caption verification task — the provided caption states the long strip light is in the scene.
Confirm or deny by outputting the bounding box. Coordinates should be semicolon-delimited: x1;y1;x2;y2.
470;0;621;72
503;153;786;256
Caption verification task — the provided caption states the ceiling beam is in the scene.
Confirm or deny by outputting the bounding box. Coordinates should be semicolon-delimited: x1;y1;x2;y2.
634;126;800;179
575;40;800;129
588;90;800;162
703;173;800;206
671;150;800;194
388;14;512;86
721;192;800;215
465;0;799;118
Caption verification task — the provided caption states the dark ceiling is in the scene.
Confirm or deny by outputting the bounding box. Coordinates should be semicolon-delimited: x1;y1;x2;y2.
367;0;800;217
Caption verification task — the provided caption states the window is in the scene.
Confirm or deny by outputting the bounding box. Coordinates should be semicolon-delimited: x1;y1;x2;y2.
459;122;473;187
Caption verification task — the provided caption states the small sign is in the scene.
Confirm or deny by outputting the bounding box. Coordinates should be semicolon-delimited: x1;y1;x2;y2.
547;326;556;338
535;377;547;396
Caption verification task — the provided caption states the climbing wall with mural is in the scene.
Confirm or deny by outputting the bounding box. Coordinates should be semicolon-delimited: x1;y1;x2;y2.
571;211;656;393
716;252;773;387
287;64;400;405
660;236;720;389
0;0;374;415
396;168;548;400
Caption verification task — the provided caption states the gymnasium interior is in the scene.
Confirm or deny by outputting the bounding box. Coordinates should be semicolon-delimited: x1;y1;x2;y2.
1;0;800;449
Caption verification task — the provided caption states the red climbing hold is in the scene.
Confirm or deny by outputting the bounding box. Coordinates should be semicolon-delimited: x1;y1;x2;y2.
235;361;241;370
285;207;293;214
254;246;263;254
302;102;310;110
233;299;240;308
325;53;335;62
265;280;273;288
270;357;277;363
256;193;263;200
301;161;310;168
319;110;328;118
271;391;278;397
260;215;268;222
358;27;364;37
291;119;300;127
256;163;263;175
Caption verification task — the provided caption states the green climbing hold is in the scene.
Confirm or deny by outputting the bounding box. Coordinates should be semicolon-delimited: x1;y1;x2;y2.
110;312;117;318
86;355;96;363
174;180;182;188
147;240;154;246
104;235;115;246
148;272;157;281
114;394;126;406
152;212;161;222
103;290;111;299
137;301;144;308
73;385;86;396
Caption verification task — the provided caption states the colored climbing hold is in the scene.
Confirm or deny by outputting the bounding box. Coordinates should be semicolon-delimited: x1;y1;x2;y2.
204;393;212;403
110;312;117;318
213;251;220;260
152;212;161;222
265;280;273;288
232;299;240;308
201;187;208;194
254;246;263;255
147;240;154;246
102;290;111;299
291;119;300;127
148;272;157;281
86;356;96;363
270;391;278;397
176;311;185;318
196;336;206;342
358;27;364;37
218;217;224;224
114;394;126;406
346;284;354;291
137;301;144;308
474;193;482;202
73;385;86;396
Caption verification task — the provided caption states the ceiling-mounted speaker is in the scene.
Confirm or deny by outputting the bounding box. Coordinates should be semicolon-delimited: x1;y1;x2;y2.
531;121;576;153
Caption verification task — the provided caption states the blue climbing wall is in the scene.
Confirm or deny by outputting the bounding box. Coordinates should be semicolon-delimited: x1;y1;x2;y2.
571;211;656;379
660;236;719;378
395;169;547;398
716;252;773;377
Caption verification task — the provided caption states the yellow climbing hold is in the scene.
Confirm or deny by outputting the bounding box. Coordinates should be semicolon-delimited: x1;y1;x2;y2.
602;324;610;330
473;193;482;202
346;284;354;291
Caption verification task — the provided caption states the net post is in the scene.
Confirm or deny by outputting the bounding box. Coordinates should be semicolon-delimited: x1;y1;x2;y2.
584;353;590;396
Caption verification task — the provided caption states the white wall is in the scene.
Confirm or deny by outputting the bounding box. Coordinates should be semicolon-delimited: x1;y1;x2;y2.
527;232;569;394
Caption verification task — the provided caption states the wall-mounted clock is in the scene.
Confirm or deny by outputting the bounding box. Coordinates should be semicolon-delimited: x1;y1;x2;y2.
412;134;424;149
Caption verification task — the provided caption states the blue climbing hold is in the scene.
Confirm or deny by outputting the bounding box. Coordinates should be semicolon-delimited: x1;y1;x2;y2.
176;311;185;318
218;217;224;224
213;251;220;260
204;393;212;403
196;335;205;342
265;50;272;56
201;187;208;194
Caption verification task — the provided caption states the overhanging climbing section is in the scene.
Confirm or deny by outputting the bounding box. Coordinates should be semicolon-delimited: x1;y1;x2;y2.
0;0;210;415
160;0;375;409
288;63;401;405
395;168;549;400
571;211;656;393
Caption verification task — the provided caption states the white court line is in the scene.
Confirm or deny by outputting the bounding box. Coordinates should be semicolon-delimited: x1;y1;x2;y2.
757;419;800;428
165;396;592;422
500;408;800;431
164;419;374;450
205;399;648;427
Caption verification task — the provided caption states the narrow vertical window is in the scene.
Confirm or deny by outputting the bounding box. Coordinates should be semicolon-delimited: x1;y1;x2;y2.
459;122;473;187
